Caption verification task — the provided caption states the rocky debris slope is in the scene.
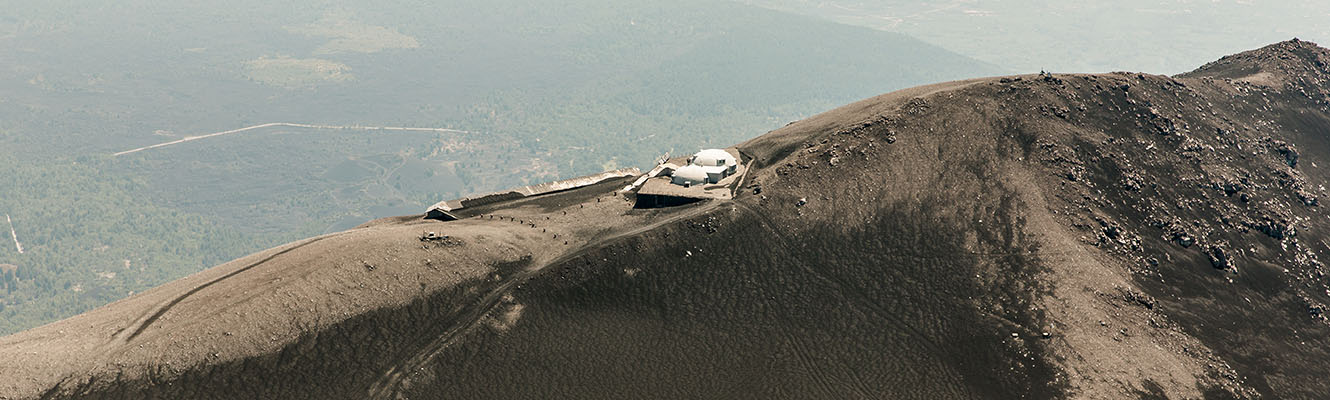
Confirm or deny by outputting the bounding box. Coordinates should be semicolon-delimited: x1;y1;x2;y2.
742;39;1330;398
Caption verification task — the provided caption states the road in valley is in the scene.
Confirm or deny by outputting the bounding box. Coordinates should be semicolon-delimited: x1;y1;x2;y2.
6;214;22;254
113;123;472;156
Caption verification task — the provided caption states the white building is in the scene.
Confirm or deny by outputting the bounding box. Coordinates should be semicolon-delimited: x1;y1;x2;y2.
671;165;710;186
636;148;746;207
667;149;737;186
689;149;737;174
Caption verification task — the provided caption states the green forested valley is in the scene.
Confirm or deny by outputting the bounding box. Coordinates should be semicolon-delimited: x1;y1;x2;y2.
0;0;999;334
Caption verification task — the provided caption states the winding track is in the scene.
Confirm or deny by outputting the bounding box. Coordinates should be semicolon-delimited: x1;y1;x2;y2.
102;232;351;350
113;123;472;156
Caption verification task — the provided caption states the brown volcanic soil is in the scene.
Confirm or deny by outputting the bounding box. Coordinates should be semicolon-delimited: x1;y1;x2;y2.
5;40;1330;399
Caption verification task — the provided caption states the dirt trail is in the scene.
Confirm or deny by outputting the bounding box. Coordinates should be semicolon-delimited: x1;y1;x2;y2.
112;233;347;345
113;123;472;156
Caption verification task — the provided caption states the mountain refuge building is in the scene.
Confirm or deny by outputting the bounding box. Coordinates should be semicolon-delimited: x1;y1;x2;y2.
636;148;747;207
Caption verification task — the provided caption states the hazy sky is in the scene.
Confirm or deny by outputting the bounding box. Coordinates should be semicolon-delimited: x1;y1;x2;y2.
6;0;1323;74
741;0;1330;74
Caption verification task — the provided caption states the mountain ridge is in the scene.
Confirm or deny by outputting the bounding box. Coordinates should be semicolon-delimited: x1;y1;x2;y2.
4;40;1330;399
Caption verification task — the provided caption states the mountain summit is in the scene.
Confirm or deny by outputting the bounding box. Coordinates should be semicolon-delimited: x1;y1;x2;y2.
5;40;1330;399
1186;39;1330;78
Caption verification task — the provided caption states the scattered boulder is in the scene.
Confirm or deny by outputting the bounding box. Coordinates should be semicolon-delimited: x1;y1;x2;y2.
1274;140;1299;168
1174;233;1196;248
1121;288;1157;310
1297;189;1318;206
419;231;464;247
1208;244;1234;270
1246;207;1296;239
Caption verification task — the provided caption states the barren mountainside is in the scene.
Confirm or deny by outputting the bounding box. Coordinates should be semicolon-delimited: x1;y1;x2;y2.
3;40;1330;399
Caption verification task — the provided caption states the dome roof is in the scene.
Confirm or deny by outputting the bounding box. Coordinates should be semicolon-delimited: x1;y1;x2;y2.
691;149;736;168
672;165;709;184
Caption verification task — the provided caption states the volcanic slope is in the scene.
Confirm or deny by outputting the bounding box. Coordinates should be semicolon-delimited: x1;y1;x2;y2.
5;40;1330;399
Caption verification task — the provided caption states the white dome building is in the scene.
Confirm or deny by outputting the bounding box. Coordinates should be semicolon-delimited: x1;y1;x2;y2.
671;165;710;186
658;148;741;188
637;147;746;207
690;149;737;174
